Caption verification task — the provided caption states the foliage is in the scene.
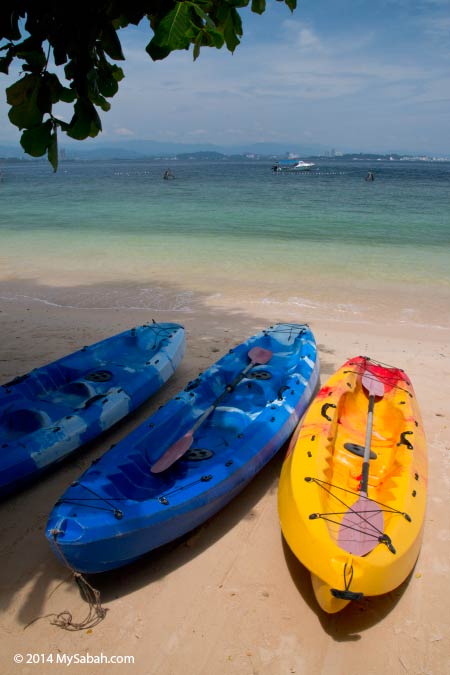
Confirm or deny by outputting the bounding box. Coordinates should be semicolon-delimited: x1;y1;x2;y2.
0;1;297;170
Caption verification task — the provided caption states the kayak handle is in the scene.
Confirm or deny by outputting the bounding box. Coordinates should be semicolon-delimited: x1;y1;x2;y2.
321;402;336;421
331;588;364;601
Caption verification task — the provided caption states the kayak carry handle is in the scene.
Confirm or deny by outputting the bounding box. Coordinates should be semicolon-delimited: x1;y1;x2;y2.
321;403;336;421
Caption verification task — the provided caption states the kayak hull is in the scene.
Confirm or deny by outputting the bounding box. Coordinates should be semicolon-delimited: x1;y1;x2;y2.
278;356;427;613
0;323;185;496
47;323;319;572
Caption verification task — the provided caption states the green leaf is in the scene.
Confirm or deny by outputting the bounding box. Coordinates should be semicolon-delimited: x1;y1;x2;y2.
59;85;76;104
113;11;143;29
111;64;124;83
97;95;111;112
147;3;193;60
36;78;53;115
193;33;202;61
218;7;243;52
161;4;195;48
44;73;64;103
48;127;58;172
68;98;102;140
53;44;68;67
146;41;171;61
206;28;225;49
56;119;70;133
6;74;39;106
16;47;47;72
20;120;53;157
97;62;122;97
64;61;74;80
7;75;44;129
251;0;266;15
190;3;216;29
285;0;297;11
100;23;125;60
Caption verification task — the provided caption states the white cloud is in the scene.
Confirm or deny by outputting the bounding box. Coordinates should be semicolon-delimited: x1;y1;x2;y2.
185;129;209;136
280;19;328;55
114;127;135;136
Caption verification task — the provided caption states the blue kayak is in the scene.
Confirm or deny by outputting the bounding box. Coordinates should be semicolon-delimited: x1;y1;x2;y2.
46;323;319;573
0;323;185;496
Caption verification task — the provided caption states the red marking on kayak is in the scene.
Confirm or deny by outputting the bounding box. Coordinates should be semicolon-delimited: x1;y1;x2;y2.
316;386;334;399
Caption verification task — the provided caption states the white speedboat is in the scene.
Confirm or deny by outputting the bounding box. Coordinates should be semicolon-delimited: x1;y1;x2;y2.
272;160;315;172
292;160;315;170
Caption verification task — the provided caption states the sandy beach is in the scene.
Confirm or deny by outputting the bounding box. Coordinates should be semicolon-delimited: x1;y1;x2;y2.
0;282;449;675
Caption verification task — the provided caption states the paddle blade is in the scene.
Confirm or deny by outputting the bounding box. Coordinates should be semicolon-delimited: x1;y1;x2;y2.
248;346;272;365
338;496;384;556
151;433;193;474
362;370;385;398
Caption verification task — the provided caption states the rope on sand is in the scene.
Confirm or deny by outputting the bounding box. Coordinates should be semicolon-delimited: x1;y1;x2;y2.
25;530;107;631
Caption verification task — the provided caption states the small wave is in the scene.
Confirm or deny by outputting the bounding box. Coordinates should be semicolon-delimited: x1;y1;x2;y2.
259;296;322;310
0;294;78;309
0;290;194;313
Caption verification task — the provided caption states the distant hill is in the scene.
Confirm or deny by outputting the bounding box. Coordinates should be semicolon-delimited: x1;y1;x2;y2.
175;151;227;160
0;140;448;162
74;139;328;159
0;138;328;160
69;140;228;159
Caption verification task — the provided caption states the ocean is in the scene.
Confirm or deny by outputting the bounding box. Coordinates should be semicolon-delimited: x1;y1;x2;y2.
1;158;449;328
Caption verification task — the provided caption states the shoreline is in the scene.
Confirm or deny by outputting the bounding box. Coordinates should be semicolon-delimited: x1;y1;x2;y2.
0;289;448;674
1;274;449;333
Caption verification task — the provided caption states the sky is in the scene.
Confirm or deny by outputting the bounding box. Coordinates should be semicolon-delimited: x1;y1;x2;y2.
1;0;450;154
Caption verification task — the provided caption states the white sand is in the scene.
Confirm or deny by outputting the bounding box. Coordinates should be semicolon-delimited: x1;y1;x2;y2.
0;291;449;674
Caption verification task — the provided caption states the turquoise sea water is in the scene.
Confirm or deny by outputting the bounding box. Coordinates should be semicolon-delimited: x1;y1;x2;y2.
1;158;449;325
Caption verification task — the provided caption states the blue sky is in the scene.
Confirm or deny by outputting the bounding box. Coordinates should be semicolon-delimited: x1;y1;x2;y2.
1;0;450;153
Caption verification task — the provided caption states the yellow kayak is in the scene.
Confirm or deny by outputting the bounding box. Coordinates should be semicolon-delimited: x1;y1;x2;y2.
278;356;427;613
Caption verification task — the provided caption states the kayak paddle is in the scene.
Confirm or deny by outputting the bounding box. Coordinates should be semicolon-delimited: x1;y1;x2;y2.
151;346;272;474
338;369;385;556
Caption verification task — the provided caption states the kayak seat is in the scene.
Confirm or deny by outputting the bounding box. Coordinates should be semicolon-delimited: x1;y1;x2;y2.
43;380;97;407
7;408;52;433
232;380;268;409
211;406;253;434
60;381;96;397
120;461;153;488
128;452;151;473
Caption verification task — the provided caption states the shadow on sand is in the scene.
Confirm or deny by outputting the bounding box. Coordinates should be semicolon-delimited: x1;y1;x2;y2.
0;276;338;628
282;536;413;640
